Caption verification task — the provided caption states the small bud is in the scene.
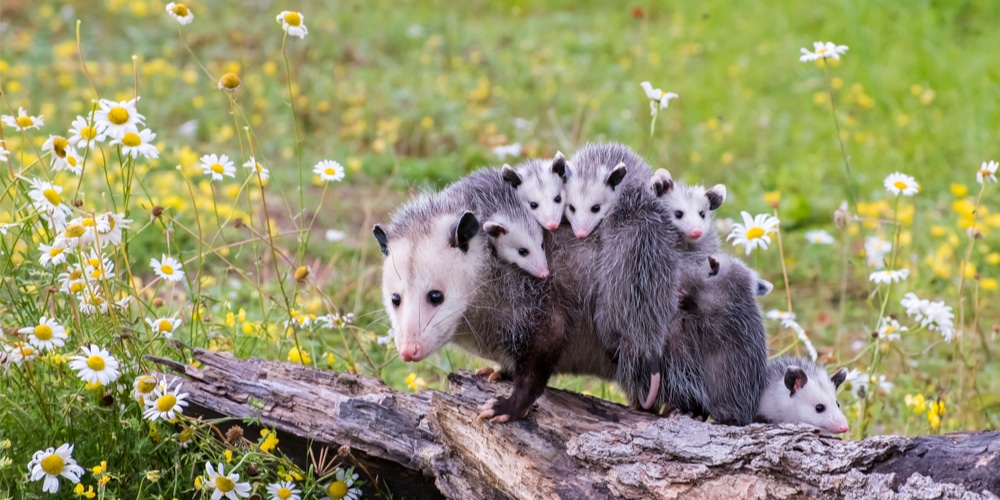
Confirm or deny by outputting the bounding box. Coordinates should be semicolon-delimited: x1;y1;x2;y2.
145;470;161;483
218;73;241;92
871;330;879;339
72;199;84;208
225;425;244;444
337;445;351;458
152;297;164;308
152;206;164;218
234;218;244;229
64;224;86;238
294;266;309;281
247;463;260;477
967;227;983;239
833;200;850;229
764;190;781;208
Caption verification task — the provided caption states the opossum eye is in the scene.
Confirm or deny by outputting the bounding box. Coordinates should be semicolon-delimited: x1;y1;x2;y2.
391;294;401;308
427;290;444;306
529;201;539;210
590;204;600;213
554;195;562;203
518;248;529;257
815;404;826;413
568;205;576;213
674;210;684;219
699;210;706;218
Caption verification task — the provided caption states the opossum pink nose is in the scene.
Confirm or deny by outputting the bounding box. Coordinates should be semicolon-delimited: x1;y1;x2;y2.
834;423;850;434
575;230;590;239
536;267;550;279
399;343;423;362
689;229;703;239
545;221;559;230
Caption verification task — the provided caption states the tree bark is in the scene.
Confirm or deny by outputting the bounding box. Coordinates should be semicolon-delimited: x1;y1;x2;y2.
150;349;1000;499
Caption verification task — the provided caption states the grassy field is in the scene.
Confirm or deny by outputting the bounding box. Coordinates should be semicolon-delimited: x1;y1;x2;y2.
2;0;1000;497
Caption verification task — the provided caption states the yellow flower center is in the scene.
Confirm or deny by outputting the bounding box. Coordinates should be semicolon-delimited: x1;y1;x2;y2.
172;3;189;16
40;453;65;476
284;11;302;26
16;115;34;128
107;215;116;230
19;345;35;356
43;188;61;206
70;282;85;293
34;324;54;341
277;488;293;499
91;268;104;279
67;155;78;167
70;269;84;280
158;320;173;332
254;164;264;172
137;377;157;393
980;169;992;177
88;257;100;267
157;393;177;412
82;218;95;227
49;247;64;257
893;181;908;191
327;481;348;498
81;126;97;140
817;48;828;55
65;224;85;238
746;227;765;240
324;167;336;175
210;163;225;174
87;355;106;371
215;475;235;492
219;73;241;90
161;264;175;275
121;132;142;147
107;107;130;125
52;137;69;157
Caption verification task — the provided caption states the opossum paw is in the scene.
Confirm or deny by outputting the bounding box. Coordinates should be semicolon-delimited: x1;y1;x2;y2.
475;398;498;422
474;366;495;377
476;397;525;423
487;371;503;383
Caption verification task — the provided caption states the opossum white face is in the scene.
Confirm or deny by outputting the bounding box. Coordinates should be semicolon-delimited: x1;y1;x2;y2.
502;153;568;231
483;216;549;278
563;161;627;239
779;365;850;435
654;173;727;243
374;212;483;363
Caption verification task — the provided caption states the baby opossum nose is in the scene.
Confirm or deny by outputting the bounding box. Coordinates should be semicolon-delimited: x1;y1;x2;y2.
689;229;703;239
536;267;550;279
544;220;559;230
835;423;850;434
575;230;590;239
399;343;423;362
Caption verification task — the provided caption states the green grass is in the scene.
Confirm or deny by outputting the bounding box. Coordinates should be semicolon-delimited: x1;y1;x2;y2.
2;0;1000;497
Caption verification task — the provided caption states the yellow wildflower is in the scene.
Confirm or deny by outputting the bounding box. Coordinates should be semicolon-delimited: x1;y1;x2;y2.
287;347;311;365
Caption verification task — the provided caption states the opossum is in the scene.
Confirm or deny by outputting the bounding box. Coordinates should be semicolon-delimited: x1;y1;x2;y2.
757;356;850;435
501;152;568;231
569;143;678;410
441;168;550;278
660;254;772;425
650;168;727;256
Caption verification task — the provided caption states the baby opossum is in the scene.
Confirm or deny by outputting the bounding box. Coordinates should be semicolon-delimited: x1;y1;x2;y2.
757;356;850;435
501;152;568;231
441;168;550;278
660;254;772;425
650;168;727;257
563;142;653;239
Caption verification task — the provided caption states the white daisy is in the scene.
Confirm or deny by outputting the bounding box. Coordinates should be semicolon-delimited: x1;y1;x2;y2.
68;115;107;149
204;462;252;500
313;160;346;183
869;268;909;285
200;153;236;181
845;369;867;399
68;344;120;386
492;143;522;160
132;374;164;404
325;229;346;242
0;140;8;162
977;160;998;185
804;229;835;245
83;251;116;281
41;135;73;169
27;444;84;493
899;292;955;342
143;377;189;421
26;178;73;220
94;97;145;140
94;212;131;247
19;316;68;351
639;81;679;114
54;147;84;175
58;266;87;294
166;2;194;25
2;106;44;131
0;222;18;235
864;236;892;269
726;211;780;255
111;126;159;160
799;41;849;62
243;156;270;181
151;254;185;282
6;341;38;364
876;317;907;342
266;480;302;500
322;468;361;500
884;172;919;196
77;291;109;316
276;11;308;38
875;374;894;394
146;316;182;338
39;240;69;267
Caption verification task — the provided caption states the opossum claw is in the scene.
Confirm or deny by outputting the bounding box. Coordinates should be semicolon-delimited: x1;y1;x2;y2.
475;366;495;377
476;398;498;422
641;372;661;410
488;371;503;383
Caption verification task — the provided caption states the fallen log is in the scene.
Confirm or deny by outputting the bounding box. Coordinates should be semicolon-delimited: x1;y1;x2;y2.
150;349;1000;499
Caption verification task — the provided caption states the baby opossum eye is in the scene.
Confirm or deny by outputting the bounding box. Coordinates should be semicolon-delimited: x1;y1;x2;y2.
391;294;401;308
427;290;444;306
699;210;706;218
590;204;600;213
568;205;576;213
815;404;826;413
518;248;529;257
529;201;539;210
674;210;684;219
554;195;562;203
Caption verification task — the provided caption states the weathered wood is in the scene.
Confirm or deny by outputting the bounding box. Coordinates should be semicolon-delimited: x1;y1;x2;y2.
151;349;1000;499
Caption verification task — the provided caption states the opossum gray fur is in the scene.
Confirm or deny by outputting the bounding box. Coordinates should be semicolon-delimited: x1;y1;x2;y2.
659;254;771;425
649;168;727;258
563;142;653;239
501;153;568;231
757;356;850;435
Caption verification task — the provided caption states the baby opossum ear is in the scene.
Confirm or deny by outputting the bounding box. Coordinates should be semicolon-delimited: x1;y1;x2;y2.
706;184;727;211
483;221;508;238
501;164;522;188
650;168;674;198
783;366;808;396
372;225;389;256
449;211;480;252
707;256;720;277
756;279;773;296
830;368;848;388
551;151;568;179
606;162;627;189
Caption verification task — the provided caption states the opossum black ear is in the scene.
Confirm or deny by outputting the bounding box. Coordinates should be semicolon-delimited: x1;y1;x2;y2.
372;225;389;256
784;366;808;396
606;162;627;189
830;368;848;388
756;279;773;296
650;168;674;197
707;256;720;277
483;221;507;238
706;184;727;211
501;164;522;188
551;151;568;179
449;211;480;252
